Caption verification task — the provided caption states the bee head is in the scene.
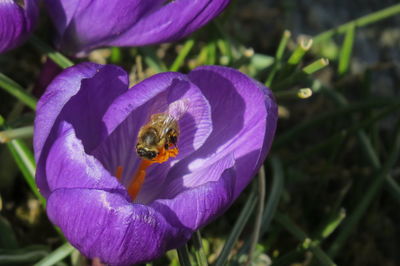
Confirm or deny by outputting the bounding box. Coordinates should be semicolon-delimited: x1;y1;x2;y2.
136;145;158;160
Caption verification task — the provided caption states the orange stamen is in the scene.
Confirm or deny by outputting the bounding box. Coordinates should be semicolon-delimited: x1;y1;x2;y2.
115;165;124;181
125;146;180;200
128;159;154;200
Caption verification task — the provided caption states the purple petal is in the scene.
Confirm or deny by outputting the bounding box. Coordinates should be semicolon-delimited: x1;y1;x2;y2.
47;188;191;265
0;0;38;53
46;122;126;194
151;156;236;230
44;0;229;55
187;66;278;198
110;0;230;47
157;153;236;200
45;0;165;55
34;63;128;197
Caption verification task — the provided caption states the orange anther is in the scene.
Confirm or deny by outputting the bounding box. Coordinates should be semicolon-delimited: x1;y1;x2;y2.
115;165;124;181
127;147;179;200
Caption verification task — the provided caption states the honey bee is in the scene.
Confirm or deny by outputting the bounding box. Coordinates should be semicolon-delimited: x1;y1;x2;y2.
136;99;188;162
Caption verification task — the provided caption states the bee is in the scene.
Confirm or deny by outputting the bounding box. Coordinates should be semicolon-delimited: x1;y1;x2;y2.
136;99;188;162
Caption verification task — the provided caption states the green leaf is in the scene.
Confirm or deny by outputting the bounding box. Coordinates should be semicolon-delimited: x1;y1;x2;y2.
338;23;355;75
214;191;258;266
6;139;45;207
265;30;291;87
313;4;400;44
29;35;74;69
0;73;37;110
190;231;209;266
0;248;48;265
302;58;329;74
139;47;168;73
33;243;75;266
170;39;195;72
287;36;313;65
176;244;191;266
329;120;400;258
0;126;34;143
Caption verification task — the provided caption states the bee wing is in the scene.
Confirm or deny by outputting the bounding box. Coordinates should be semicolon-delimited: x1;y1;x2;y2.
144;94;190;135
159;98;190;133
166;98;190;120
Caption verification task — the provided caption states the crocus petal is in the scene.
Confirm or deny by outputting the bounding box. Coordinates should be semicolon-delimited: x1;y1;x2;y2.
152;161;236;230
47;188;191;265
44;0;230;56
110;0;230;47
155;66;277;199
190;66;277;196
46;0;165;54
0;0;38;53
46;122;126;194
34;63;129;197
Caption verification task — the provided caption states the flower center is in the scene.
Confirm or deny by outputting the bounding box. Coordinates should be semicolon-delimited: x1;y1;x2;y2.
114;99;189;200
115;131;180;201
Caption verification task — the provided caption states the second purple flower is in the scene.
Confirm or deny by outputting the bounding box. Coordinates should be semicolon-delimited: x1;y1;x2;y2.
44;0;230;56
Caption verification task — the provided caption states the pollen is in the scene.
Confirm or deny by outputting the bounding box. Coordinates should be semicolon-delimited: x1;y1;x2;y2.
116;146;179;201
152;146;179;163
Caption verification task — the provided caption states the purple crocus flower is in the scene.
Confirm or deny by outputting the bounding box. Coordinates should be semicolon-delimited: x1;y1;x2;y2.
44;0;230;56
34;62;277;265
0;0;38;53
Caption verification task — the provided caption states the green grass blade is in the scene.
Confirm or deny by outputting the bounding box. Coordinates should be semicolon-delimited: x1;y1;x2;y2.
272;249;303;266
110;47;122;64
288;103;400;163
328;120;400;258
313;4;400;44
302;58;329;74
246;167;267;265
33;243;75;266
177;244;192;266
29;35;74;69
191;231;208;266
288;36;313;65
0;249;48;265
0;117;41;205
6;139;45;207
273;98;400;149
319;208;346;239
214;191;258;266
265;30;291;87
338;23;355;75
275;88;313;100
261;157;284;234
0;73;37;110
206;40;217;65
275;213;337;266
232;158;285;263
323;89;400;206
0;126;33;143
170;39;195;72
0;216;19;249
139;47;168;73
